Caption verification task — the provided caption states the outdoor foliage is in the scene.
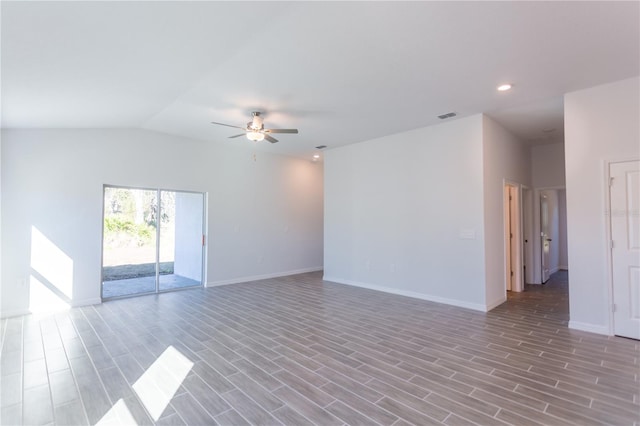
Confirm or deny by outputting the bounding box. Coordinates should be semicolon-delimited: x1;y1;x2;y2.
103;188;174;249
104;217;153;247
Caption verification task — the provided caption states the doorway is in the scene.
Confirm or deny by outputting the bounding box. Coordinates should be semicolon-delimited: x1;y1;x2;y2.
101;186;205;299
609;160;640;339
540;193;551;283
537;189;568;284
504;183;523;293
522;186;534;284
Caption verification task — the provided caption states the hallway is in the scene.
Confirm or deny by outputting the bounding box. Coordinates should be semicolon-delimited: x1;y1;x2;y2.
500;270;570;323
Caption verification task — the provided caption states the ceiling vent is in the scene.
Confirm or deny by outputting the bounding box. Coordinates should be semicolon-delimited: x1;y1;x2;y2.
315;145;327;149
437;112;457;120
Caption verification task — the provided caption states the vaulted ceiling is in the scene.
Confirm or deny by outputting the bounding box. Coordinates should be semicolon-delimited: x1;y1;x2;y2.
2;1;638;158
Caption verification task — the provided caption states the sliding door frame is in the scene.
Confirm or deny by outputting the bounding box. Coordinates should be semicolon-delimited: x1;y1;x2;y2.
101;184;206;301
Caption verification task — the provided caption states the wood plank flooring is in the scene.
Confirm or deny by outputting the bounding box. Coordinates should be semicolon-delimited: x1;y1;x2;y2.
1;270;638;425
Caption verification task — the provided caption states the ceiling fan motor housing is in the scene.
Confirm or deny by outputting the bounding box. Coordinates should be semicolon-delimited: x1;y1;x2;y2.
249;112;264;130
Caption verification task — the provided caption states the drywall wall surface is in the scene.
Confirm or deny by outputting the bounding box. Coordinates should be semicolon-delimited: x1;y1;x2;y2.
0;129;323;317
532;143;566;188
529;143;566;284
482;115;532;308
564;76;640;334
557;189;568;269
324;115;487;310
174;191;204;281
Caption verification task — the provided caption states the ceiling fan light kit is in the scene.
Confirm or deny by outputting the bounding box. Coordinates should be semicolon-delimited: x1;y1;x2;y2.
211;111;299;144
247;131;265;142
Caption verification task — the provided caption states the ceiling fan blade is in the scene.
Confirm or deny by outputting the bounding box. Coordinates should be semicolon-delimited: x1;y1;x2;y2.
264;134;279;143
211;121;246;130
228;133;246;139
265;128;298;134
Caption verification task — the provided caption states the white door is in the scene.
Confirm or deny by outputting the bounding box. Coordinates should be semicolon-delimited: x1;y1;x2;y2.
540;194;551;283
610;160;640;340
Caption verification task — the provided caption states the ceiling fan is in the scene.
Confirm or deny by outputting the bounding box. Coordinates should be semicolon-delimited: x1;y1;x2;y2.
211;111;298;143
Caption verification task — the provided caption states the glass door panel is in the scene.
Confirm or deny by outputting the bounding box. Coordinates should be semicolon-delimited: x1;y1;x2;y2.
102;187;158;298
159;191;204;292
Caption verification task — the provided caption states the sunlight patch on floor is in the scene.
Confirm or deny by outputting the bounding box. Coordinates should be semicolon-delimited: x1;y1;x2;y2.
96;399;137;426
132;345;194;421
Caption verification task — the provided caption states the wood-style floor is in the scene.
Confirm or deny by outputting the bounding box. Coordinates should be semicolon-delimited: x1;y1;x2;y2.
1;270;638;425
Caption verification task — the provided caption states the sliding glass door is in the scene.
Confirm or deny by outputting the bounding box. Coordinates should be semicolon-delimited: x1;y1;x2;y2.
159;190;204;291
102;186;205;300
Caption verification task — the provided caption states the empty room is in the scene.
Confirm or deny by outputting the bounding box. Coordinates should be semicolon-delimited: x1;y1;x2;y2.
1;2;639;426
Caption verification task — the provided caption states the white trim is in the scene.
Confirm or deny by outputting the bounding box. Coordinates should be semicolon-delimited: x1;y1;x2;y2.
558;265;568;270
0;297;101;319
550;266;561;275
604;160;615;336
568;320;611;336
207;267;323;287
323;276;490;312
486;296;507;311
604;158;640;337
532;185;567;285
0;308;30;319
72;298;102;307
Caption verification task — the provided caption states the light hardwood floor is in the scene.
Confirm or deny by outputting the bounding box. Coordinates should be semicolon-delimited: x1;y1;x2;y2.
1;270;638;425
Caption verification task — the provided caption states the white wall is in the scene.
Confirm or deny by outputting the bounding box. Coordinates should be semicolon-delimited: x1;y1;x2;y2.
565;76;640;334
557;189;568;269
482;115;532;308
324;115;488;310
174;191;204;281
530;142;566;284
531;143;565;188
0;129;324;317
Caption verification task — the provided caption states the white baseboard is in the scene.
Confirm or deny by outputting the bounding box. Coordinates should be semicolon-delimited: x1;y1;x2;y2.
322;276;490;312
559;265;568;270
486;296;507;311
1;297;102;319
72;298;102;307
550;266;560;274
568;320;611;336
0;308;30;319
207;267;323;288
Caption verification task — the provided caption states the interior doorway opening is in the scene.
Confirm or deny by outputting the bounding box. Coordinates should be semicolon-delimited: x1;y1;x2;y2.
504;182;524;293
536;188;568;284
101;186;205;300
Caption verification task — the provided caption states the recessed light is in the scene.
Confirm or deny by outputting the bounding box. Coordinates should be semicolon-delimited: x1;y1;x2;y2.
313;154;320;159
497;84;513;92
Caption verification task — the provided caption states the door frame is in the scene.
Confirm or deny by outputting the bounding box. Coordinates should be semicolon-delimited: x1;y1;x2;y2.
540;191;551;283
100;184;207;301
605;158;640;336
531;185;566;285
503;180;524;294
521;186;534;285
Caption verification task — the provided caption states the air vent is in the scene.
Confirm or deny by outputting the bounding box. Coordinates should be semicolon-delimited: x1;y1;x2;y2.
315;145;327;149
437;112;457;120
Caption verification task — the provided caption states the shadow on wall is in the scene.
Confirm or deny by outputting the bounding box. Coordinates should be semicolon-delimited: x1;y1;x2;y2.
29;226;73;316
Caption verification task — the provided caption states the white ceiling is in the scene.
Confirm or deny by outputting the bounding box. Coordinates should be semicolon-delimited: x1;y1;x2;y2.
2;1;638;158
